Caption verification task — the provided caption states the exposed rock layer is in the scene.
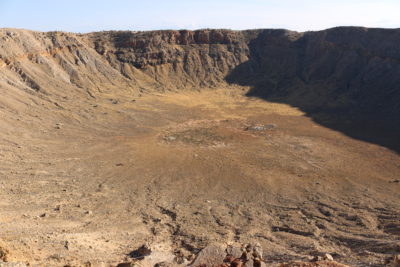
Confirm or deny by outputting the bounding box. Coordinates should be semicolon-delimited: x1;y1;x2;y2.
1;27;399;135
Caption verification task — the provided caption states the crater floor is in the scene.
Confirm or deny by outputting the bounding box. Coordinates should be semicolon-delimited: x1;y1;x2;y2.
0;89;399;266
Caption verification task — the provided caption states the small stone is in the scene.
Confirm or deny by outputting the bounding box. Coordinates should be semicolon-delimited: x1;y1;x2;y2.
64;241;69;250
116;262;137;267
253;243;263;260
254;259;266;267
231;259;243;267
264;123;277;129
48;254;62;261
252;126;265;131
164;136;176;141
311;256;323;262
129;244;152;260
323;253;334;261
154;262;172;267
97;184;109;192
244;244;252;253
0;246;9;261
187;254;195;261
84;210;93;215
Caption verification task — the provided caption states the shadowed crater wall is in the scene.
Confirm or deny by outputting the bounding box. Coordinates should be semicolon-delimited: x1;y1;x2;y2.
226;27;400;153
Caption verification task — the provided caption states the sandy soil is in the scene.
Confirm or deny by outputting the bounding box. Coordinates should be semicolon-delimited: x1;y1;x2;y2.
0;88;399;267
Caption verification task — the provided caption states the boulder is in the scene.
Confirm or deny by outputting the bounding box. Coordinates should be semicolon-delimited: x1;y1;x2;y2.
190;245;226;267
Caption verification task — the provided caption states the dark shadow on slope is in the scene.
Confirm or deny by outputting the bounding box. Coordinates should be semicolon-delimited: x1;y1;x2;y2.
226;28;400;153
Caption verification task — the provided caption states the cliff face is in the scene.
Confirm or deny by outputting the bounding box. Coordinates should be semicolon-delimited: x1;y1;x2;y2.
86;29;252;89
1;27;399;128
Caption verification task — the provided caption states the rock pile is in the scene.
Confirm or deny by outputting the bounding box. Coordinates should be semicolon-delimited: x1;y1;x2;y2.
190;244;350;267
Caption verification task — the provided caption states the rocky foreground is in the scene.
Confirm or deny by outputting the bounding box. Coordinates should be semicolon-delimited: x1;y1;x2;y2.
4;242;400;266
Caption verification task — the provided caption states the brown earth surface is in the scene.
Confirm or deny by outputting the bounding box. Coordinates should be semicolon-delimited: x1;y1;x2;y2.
0;28;399;266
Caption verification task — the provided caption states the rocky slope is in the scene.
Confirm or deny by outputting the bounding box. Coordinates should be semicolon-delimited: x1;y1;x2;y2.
1;27;399;151
89;27;400;130
87;27;400;131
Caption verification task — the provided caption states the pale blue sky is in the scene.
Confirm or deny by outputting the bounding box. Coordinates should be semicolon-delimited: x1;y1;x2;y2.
0;0;399;33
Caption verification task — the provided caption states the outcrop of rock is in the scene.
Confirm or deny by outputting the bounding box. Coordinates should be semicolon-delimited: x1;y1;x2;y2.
187;244;351;267
87;29;251;89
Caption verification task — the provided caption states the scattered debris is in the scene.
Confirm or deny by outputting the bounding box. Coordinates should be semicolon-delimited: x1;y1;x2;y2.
278;261;350;267
239;243;265;267
244;124;277;131
190;243;267;267
188;244;349;267
0;262;28;267
164;135;176;142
